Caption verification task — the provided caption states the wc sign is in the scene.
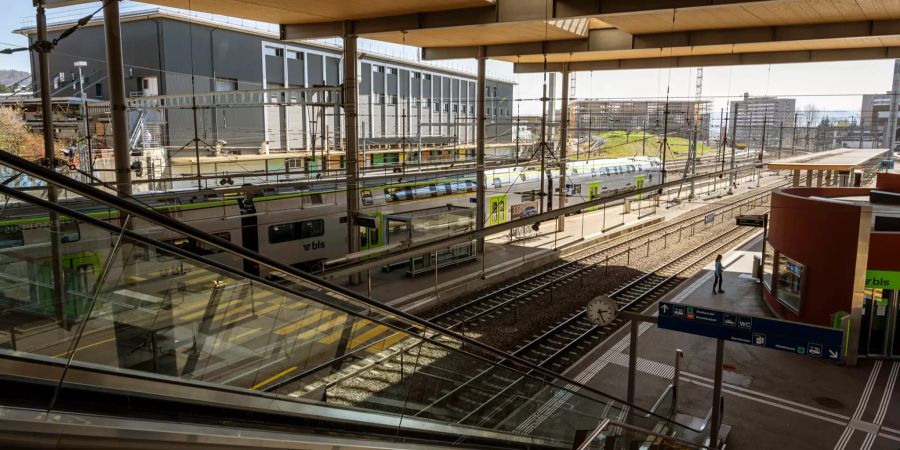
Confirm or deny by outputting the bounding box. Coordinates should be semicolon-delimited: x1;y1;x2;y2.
865;270;900;289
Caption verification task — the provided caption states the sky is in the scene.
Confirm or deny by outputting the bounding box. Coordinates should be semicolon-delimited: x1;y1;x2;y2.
1;0;897;117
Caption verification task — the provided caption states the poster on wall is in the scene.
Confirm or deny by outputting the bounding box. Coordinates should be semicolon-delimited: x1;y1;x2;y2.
510;201;539;221
508;201;540;241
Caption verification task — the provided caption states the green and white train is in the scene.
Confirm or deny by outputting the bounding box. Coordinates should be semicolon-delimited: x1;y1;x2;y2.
0;156;661;315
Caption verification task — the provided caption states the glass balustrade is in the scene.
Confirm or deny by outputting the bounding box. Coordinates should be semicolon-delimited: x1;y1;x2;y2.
0;155;703;449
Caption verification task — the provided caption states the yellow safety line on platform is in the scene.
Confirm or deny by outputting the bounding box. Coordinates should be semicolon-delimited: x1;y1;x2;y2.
251;366;297;390
228;327;261;342
53;336;116;358
318;320;368;345
274;309;335;336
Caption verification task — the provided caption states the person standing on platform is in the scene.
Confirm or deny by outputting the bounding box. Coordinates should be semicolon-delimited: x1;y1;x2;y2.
712;254;724;294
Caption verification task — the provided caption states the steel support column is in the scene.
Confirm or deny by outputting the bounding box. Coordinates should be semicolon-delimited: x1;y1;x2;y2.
103;0;132;201
35;1;66;329
476;47;486;254
557;64;569;232
343;22;361;284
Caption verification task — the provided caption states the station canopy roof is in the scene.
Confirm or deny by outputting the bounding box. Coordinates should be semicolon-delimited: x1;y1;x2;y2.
44;0;900;72
766;148;888;172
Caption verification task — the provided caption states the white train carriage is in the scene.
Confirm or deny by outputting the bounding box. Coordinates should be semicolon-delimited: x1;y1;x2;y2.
0;156;662;287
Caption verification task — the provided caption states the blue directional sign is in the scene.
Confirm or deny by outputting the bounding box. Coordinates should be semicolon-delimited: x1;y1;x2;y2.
658;302;844;362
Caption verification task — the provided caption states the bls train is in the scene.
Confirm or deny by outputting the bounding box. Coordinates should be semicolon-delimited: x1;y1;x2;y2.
0;156;660;316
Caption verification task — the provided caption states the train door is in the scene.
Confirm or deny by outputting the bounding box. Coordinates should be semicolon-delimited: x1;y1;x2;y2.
237;196;260;276
35;251;101;319
489;194;507;226
359;212;383;252
860;287;899;359
586;181;601;211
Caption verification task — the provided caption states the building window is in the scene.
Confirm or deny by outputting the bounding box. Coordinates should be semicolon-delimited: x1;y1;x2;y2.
387;95;398;105
762;241;775;290
452;104;458;113
424;74;432;81
444;103;450;112
387;67;398;75
286;50;303;60
775;253;805;313
373;65;384;73
268;219;325;244
214;77;238;92
264;47;283;57
487;107;492;115
374;94;384;104
412;72;421;79
470;105;474;114
95;83;103;98
492;86;498;97
423;98;431;108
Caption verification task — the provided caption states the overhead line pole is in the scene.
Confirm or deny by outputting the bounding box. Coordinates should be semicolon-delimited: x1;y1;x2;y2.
476;46;486;254
557;64;569;232
343;21;361;285
34;0;66;329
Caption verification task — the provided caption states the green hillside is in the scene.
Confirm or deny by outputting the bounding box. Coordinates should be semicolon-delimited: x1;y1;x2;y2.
573;131;717;160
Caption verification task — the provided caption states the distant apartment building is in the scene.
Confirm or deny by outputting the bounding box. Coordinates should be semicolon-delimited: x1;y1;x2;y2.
570;99;711;142
860;93;900;146
728;93;796;148
20;8;514;157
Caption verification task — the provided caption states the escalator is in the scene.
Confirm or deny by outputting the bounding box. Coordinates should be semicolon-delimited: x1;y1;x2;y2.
0;150;707;449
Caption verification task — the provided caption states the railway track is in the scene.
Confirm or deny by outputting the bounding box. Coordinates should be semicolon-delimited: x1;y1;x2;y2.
408;223;761;429
283;175;785;424
427;179;784;329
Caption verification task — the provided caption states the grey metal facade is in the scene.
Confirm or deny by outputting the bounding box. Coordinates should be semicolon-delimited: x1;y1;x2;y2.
25;11;513;155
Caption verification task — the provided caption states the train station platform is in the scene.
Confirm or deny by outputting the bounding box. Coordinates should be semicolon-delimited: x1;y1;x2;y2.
356;170;784;313
562;234;900;450
766;148;888;187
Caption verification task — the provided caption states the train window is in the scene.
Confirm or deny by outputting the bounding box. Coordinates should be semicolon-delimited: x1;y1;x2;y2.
591;168;596;177
493;178;502;188
465;180;476;192
384;187;410;202
269;220;324;243
300;220;324;239
520;174;527;181
0;227;24;248
269;223;296;243
428;184;438;197
163;232;230;257
361;190;373;206
60;222;80;243
630;165;637;172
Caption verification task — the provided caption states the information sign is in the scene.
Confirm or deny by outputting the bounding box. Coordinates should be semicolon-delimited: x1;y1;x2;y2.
658;302;843;361
735;214;766;227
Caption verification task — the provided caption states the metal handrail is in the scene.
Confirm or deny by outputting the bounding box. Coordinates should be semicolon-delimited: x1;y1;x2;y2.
0;149;702;433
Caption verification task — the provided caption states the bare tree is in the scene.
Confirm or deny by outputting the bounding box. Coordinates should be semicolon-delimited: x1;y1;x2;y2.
801;104;820;151
802;104;820;127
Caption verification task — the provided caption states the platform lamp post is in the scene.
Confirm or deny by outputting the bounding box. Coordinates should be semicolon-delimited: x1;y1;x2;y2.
74;61;93;176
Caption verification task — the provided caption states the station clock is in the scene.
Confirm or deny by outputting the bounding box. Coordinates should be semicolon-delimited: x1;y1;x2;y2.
586;295;619;326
